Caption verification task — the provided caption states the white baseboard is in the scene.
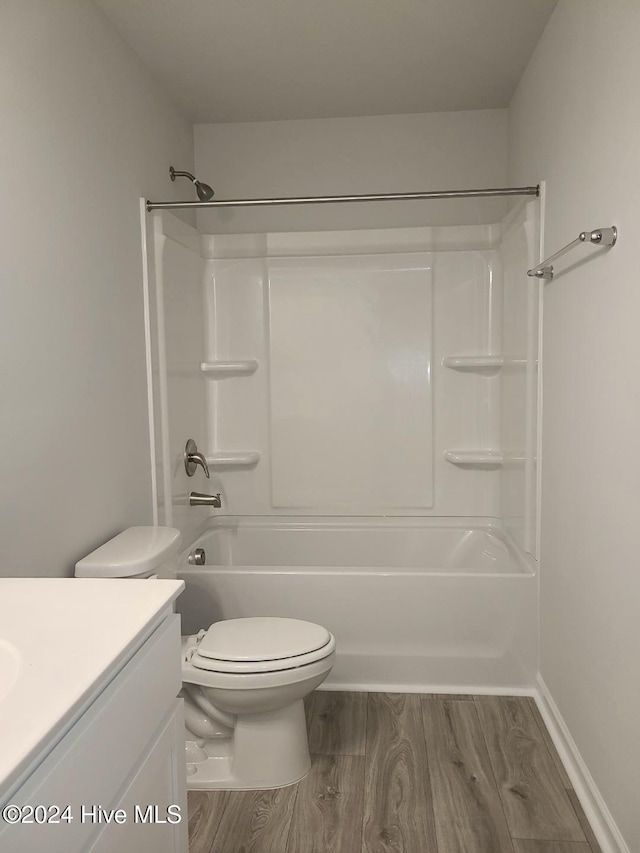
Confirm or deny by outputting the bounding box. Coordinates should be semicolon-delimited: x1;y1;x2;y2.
534;676;630;853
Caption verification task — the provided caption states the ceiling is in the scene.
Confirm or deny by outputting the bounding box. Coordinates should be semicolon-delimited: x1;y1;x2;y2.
95;0;558;124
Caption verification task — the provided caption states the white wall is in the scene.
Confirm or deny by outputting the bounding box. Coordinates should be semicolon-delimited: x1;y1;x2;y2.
194;111;509;234
509;2;640;848
0;0;194;576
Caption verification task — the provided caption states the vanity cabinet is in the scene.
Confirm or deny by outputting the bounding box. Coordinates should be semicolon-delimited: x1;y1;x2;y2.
0;611;187;853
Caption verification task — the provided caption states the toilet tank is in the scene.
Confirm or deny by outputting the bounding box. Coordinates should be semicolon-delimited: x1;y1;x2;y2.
75;526;182;579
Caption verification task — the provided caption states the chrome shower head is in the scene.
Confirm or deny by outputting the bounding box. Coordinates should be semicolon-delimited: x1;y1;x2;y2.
194;180;215;201
169;166;214;201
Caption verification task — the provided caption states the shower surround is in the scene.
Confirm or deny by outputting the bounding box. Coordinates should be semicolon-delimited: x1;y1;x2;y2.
144;201;541;691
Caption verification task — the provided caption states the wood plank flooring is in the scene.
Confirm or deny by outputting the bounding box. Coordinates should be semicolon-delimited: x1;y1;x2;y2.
363;693;438;852
188;693;601;853
286;755;365;853
309;690;367;756
474;697;585;844
422;696;513;853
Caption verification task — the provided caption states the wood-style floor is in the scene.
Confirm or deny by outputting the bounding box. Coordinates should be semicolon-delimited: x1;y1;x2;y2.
188;692;602;853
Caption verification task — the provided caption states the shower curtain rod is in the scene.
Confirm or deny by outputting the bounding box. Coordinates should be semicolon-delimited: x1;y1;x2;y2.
146;185;539;212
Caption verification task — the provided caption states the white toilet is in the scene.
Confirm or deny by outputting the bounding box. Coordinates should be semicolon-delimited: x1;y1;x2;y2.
75;526;335;790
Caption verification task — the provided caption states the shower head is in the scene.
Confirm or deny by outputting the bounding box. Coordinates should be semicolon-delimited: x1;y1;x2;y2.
194;180;215;201
169;166;214;202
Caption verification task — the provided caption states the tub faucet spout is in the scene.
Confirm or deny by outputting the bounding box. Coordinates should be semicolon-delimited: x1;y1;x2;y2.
189;491;222;508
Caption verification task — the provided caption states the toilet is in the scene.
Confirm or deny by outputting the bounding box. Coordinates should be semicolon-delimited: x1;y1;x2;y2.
75;526;335;790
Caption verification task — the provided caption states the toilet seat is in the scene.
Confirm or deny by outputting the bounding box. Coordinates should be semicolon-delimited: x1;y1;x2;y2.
185;617;336;674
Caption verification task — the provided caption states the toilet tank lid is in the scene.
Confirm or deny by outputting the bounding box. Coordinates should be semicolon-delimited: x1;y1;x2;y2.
75;526;182;578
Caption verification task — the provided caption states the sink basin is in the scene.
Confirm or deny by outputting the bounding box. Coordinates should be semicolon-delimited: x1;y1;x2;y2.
0;640;21;705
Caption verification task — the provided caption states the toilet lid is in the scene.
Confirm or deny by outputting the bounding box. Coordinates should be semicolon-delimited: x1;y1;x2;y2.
197;617;330;661
188;617;335;674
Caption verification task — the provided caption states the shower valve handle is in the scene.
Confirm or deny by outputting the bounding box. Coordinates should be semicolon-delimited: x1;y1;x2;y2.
184;439;210;478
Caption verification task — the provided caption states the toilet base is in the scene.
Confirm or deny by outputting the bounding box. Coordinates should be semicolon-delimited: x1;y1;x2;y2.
185;699;311;790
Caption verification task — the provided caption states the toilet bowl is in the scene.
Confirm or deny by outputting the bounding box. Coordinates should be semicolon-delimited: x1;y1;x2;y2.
181;617;336;789
74;527;335;791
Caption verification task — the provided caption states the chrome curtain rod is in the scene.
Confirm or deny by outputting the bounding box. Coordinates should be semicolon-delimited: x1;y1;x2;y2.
527;226;617;281
146;185;539;212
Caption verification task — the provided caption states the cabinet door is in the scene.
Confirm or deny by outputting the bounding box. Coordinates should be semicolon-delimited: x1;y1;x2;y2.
89;702;187;853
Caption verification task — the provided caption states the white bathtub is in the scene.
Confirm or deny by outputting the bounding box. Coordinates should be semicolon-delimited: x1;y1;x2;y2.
178;517;537;692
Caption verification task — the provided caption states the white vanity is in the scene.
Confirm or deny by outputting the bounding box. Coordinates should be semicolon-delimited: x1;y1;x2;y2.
0;578;187;853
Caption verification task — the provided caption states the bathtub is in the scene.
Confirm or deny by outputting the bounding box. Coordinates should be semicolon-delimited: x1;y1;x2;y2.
177;517;537;692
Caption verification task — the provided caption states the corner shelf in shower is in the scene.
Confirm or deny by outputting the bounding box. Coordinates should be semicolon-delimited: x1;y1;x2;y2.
200;360;259;377
444;450;503;468
205;451;261;467
442;355;504;374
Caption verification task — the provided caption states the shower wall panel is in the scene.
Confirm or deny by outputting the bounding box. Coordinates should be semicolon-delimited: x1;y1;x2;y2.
268;254;433;509
146;212;209;543
499;201;541;558
203;225;502;518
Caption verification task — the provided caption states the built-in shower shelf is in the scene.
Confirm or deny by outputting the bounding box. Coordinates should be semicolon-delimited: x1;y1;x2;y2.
444;450;503;467
200;360;259;377
205;451;260;467
442;355;504;374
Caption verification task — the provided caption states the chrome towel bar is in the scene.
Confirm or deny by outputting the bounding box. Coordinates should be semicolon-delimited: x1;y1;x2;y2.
528;226;617;281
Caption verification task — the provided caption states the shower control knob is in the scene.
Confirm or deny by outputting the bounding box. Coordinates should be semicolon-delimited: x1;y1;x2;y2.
184;438;210;478
188;548;206;566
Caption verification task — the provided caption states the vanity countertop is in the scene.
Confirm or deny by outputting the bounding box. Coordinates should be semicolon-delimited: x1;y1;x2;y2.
0;577;184;800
